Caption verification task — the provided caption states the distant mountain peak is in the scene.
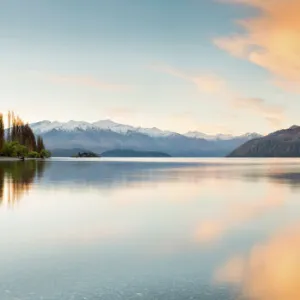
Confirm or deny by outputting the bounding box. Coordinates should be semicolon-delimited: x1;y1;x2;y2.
185;131;261;141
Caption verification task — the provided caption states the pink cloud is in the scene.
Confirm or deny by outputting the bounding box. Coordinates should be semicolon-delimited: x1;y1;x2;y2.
233;98;286;127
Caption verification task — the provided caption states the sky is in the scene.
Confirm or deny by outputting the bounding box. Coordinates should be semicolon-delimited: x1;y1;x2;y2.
0;0;299;135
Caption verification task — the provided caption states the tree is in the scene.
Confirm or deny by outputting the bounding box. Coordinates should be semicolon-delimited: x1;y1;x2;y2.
36;136;45;153
28;151;40;158
7;111;11;141
0;113;4;152
1;142;28;158
0;111;50;159
40;149;51;159
23;124;36;152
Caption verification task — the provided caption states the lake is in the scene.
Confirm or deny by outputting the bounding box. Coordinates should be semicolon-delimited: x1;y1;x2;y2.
0;158;300;300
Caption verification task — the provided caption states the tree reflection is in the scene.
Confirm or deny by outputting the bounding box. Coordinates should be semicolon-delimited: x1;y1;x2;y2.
0;161;46;206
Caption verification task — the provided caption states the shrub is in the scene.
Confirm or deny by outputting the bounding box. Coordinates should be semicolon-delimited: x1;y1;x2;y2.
1;142;28;157
28;151;40;158
40;149;51;159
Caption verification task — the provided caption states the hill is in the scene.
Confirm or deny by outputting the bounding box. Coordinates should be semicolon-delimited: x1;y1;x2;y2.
228;126;300;157
101;149;171;157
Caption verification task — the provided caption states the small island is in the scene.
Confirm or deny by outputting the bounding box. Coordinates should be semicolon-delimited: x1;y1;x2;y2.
0;111;51;160
101;149;171;157
74;151;100;158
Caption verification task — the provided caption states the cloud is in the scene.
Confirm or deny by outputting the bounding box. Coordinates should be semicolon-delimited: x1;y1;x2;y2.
216;223;300;300
49;74;133;92
168;112;233;134
150;64;226;94
151;64;285;129
214;0;300;91
233;97;286;127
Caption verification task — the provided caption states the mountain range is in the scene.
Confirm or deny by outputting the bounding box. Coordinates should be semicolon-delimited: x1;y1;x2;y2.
30;120;261;157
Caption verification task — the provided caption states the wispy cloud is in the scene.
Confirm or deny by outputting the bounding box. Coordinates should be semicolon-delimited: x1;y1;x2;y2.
29;71;133;92
233;98;286;127
214;0;300;92
150;64;226;94
168;112;233;134
151;63;285;129
48;74;133;92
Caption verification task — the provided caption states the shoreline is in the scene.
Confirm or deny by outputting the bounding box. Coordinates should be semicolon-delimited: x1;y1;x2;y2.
0;157;22;161
0;157;45;162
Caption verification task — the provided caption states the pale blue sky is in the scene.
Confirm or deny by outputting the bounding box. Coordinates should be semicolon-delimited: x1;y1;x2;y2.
0;0;299;134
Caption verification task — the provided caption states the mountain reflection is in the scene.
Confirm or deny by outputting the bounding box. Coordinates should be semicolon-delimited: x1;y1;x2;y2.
0;161;46;206
42;159;300;190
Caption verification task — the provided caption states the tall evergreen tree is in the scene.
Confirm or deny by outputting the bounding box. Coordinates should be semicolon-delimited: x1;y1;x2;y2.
23;124;36;152
7;111;11;141
36;136;45;153
0;113;4;151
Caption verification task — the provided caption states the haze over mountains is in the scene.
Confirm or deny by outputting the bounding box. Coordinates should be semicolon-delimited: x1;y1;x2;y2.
31;120;261;157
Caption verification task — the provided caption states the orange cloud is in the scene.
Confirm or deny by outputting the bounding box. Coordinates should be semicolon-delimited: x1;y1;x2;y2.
216;223;300;300
150;64;226;94
215;0;300;91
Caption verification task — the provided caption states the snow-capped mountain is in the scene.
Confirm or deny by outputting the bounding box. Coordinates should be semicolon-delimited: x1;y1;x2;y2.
30;119;262;157
30;120;176;138
31;120;260;140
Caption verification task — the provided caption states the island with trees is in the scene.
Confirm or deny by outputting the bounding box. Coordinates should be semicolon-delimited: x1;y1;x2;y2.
74;151;100;158
0;111;51;160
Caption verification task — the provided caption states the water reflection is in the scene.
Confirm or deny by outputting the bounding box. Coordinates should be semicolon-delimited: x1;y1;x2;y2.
0;161;46;206
216;223;300;300
42;158;300;190
194;184;286;244
1;158;300;299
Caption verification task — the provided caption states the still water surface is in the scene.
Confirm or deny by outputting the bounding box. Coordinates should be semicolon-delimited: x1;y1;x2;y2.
1;158;300;300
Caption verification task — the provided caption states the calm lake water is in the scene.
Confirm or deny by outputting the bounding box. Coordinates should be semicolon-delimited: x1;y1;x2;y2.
1;158;300;300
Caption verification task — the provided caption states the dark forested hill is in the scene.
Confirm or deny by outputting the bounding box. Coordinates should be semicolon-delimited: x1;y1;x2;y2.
228;126;300;157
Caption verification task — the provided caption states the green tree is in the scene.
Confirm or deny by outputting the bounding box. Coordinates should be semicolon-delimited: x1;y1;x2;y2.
28;151;40;158
40;149;51;159
16;144;28;158
1;142;28;158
